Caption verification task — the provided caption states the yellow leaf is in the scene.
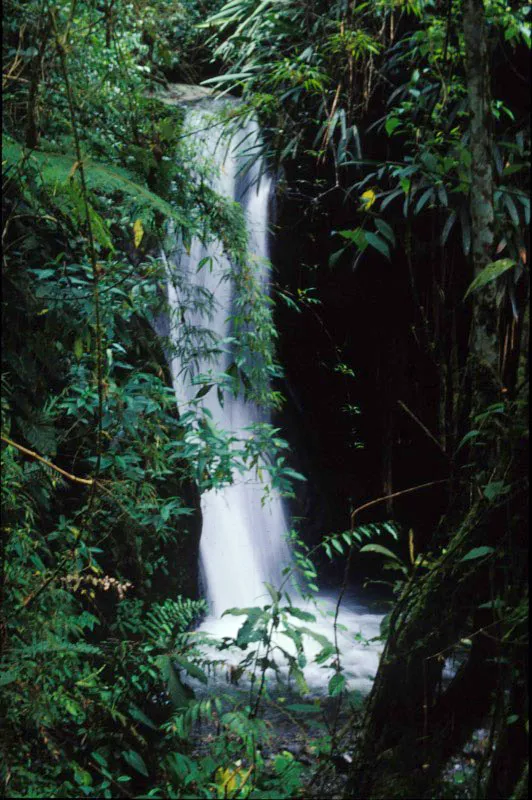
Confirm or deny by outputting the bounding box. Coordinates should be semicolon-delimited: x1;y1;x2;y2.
214;763;252;798
408;529;415;565
133;218;144;248
361;189;376;210
68;160;80;179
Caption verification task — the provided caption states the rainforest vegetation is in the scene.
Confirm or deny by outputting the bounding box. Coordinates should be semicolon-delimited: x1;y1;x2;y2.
1;1;529;798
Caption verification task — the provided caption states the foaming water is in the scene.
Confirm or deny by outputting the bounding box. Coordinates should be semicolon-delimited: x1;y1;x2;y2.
196;593;383;696
166;104;383;694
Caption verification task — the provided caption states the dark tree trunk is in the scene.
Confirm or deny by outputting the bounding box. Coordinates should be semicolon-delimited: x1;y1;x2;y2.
463;0;498;390
25;23;51;150
345;6;506;796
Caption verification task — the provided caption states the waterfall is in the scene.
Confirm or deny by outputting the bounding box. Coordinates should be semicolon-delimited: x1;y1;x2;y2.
165;101;384;694
166;106;291;616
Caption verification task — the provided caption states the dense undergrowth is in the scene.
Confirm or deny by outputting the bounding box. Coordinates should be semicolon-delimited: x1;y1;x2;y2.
1;2;318;796
2;1;530;799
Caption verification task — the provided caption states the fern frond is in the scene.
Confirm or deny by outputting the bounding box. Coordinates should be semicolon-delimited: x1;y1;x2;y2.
3;135;186;227
144;597;207;647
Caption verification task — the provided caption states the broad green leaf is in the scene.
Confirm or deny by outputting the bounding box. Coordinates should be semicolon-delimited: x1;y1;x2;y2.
290;664;309;695
381;188;404;210
478;598;505;609
0;670;18;687
91;752;108;768
338;228;367;250
375;218;395;245
455;429;482;452
460;546;495;562
414;188;434;215
281;467;307;481
503;194;520;227
329;247;346;267
128;704;158;730
365;232;390;260
158;655;190;708
464;259;517;299
441;211;457;246
283;606;316;622
195;384;214;399
122;749;149;778
285;703;320;713
360;543;402;561
332;538;344;554
174;656;208;684
315;644;336;664
296;626;331;649
483;481;511;502
385;117;401;136
265;581;281;603
235;610;265;647
328;673;346;697
223;605;262;617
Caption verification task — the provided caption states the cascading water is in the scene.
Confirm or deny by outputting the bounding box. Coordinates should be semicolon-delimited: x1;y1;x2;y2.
166;106;291;616
165;101;383;694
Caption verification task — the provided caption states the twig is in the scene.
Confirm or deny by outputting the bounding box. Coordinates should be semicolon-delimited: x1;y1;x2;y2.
350;478;449;525
1;435;94;486
21;554;71;609
51;8;105;488
397;399;449;458
328;477;450;752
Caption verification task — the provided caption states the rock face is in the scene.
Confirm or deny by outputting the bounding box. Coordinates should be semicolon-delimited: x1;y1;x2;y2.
148;83;215;105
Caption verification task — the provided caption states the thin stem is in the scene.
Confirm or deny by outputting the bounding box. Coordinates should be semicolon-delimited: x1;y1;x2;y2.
51;10;104;489
1;435;94;486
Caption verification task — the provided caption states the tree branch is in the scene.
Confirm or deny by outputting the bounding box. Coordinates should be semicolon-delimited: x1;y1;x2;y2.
1;435;94;486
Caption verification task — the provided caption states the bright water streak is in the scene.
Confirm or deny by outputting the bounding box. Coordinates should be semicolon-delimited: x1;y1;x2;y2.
166;105;383;693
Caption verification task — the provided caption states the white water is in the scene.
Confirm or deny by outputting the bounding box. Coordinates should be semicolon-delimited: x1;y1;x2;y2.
166;105;383;694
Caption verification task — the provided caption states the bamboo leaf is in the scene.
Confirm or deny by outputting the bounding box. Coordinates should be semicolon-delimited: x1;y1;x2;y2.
385;117;401;136
441;211;457;246
328;673;346;697
464;259;516;299
133;218;144;248
365;232;390;260
360;543;402;561
414;188;434;215
195;384;214;399
460;546;495;562
460;206;471;256
283;607;316;623
122;749;149;778
375;218;395;245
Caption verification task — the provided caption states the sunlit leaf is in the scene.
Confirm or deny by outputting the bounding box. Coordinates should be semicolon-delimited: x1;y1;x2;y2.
361;189;377;209
133;218;144;248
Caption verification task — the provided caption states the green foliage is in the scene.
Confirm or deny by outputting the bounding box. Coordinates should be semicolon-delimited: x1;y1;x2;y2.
2;0;529;797
463;258;517;299
1;2;309;797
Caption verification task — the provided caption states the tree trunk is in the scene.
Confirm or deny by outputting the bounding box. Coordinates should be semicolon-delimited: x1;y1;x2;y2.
463;0;498;385
345;501;504;799
25;23;51;150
